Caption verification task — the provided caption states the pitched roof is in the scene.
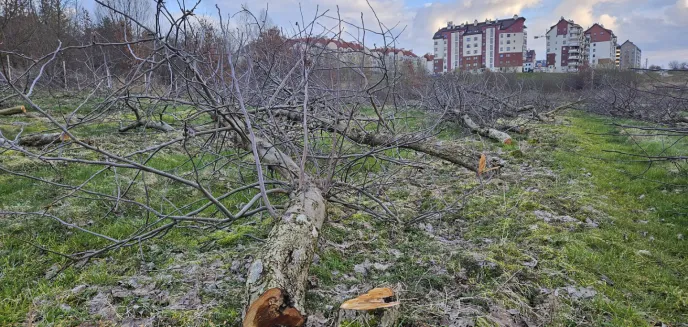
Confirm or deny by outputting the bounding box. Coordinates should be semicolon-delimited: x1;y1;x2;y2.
432;16;525;39
584;23;614;36
372;48;419;57
546;17;582;34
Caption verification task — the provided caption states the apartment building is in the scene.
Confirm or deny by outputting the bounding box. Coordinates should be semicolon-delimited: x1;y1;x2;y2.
545;17;588;73
524;50;535;72
423;54;435;73
618;40;642;69
585;23;617;67
432;15;527;73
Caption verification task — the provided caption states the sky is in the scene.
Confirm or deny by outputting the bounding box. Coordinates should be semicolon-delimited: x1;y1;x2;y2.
88;0;688;67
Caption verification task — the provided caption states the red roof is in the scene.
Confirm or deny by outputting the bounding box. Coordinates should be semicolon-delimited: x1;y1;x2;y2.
372;48;419;57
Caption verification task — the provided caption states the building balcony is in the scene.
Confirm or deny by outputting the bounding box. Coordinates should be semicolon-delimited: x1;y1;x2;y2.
569;48;579;54
568;55;579;60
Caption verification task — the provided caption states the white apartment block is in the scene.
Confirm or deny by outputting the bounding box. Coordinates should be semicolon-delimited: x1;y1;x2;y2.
585;23;618;67
545;17;588;73
432;15;527;73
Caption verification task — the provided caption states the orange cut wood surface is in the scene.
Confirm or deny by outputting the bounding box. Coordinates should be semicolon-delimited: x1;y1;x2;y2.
340;287;400;310
478;153;486;176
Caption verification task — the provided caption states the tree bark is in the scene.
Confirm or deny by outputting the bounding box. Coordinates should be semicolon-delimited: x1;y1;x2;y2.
242;134;326;317
344;129;478;172
18;133;69;147
461;114;512;144
245;185;326;314
119;120;174;133
0;105;25;116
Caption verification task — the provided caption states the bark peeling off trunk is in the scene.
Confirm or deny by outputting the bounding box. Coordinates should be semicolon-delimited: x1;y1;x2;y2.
245;185;326;314
461;114;512;144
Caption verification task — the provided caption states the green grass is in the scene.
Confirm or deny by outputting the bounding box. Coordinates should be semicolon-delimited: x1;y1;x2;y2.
1;103;686;326
457;111;687;325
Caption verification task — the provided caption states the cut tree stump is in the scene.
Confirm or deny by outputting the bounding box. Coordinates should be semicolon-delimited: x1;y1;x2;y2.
337;287;401;327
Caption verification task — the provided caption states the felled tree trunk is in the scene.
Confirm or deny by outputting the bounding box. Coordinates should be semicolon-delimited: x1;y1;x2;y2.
18;133;69;147
270;109;481;172
120;104;174;133
344;129;478;172
119;120;174;133
242;133;326;324
0;105;26;116
244;185;326;317
461;114;512;144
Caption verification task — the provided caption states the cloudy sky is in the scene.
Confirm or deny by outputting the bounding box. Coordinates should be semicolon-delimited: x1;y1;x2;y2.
90;0;688;67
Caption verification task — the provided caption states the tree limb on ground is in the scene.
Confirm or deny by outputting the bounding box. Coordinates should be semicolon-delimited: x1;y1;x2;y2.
461;114;512;144
18;133;70;147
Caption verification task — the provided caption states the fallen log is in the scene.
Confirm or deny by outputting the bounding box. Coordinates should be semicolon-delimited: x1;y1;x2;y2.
462;114;512;144
18;133;70;147
271;109;480;172
345;129;478;172
0;105;26;116
119;120;174;133
232;129;326;321
544;98;584;118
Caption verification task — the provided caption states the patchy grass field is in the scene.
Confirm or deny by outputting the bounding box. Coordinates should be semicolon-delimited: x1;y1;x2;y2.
1;105;686;326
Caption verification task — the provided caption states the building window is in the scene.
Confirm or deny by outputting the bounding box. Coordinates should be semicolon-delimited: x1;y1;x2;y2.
467;44;471;48
593;54;595;57
593;49;596;52
500;47;503;51
474;43;478;47
507;54;510;57
474;37;478;41
474;50;477;54
507;40;511;44
563;41;566;44
507;33;510;37
500;54;503;57
507;47;510;51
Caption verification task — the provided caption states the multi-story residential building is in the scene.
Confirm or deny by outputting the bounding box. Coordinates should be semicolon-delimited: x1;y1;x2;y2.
371;47;427;72
524;49;535;72
545;17;588;73
584;23;617;67
618;40;642;69
423;54;435;73
432;15;527;73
